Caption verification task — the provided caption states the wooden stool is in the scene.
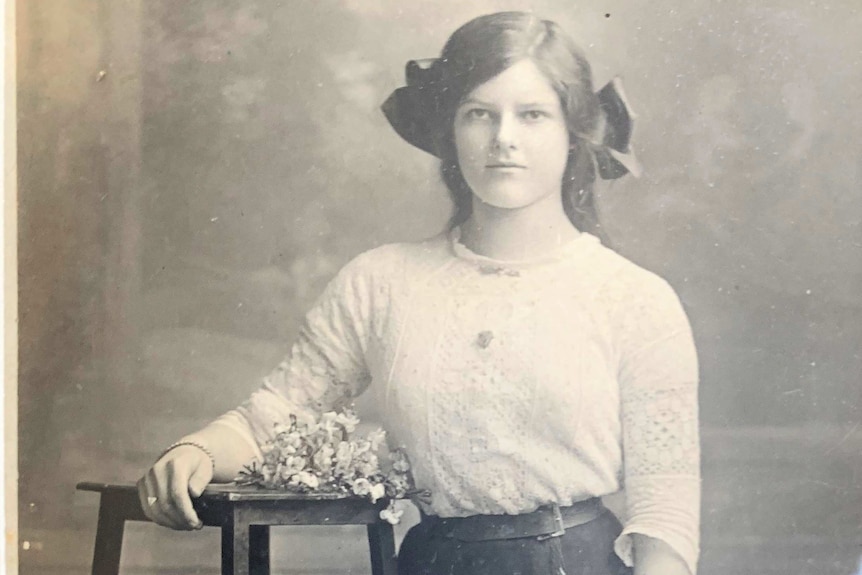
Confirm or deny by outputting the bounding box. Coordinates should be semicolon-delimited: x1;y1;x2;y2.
76;481;398;575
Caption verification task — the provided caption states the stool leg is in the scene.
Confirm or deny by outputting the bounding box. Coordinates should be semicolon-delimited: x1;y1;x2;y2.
91;493;126;575
221;511;234;575
220;511;243;575
367;523;397;575
249;525;270;575
222;508;252;575
223;510;263;575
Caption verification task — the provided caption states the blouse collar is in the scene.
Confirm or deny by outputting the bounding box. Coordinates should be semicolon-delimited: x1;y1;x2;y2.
447;225;601;269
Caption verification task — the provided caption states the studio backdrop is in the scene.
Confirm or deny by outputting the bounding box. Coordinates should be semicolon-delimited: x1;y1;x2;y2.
17;1;861;574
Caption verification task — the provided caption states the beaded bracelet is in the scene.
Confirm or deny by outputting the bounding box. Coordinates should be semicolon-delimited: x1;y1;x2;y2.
158;440;216;472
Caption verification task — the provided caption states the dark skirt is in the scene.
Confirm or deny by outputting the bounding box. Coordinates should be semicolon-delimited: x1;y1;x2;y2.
397;506;632;575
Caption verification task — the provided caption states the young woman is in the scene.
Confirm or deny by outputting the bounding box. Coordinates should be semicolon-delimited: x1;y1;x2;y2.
138;12;700;575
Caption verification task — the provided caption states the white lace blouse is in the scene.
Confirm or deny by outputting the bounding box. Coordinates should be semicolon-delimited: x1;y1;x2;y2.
214;228;701;573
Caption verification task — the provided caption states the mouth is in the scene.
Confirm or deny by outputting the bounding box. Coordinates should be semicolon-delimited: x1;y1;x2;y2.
486;162;527;170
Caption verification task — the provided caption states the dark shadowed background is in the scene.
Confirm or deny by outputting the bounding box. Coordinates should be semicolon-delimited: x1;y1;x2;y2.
16;1;862;574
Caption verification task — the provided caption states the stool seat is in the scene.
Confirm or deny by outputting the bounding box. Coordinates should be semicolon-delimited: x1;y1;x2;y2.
76;481;398;575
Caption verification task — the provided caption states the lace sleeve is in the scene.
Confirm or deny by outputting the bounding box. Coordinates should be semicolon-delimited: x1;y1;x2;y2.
214;252;383;448
612;276;701;575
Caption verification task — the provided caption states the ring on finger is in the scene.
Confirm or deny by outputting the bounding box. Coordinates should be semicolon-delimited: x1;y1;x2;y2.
147;496;158;506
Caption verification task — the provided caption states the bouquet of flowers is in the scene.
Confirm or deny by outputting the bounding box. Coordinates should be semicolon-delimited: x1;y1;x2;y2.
236;408;417;524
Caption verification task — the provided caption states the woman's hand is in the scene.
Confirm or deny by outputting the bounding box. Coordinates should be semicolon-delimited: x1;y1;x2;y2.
137;445;213;530
632;534;692;575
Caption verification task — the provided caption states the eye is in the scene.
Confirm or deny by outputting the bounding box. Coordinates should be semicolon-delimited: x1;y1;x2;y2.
464;108;491;121
521;110;549;121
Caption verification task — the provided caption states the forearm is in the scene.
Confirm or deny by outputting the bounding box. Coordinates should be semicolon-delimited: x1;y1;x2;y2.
179;422;259;483
632;534;692;575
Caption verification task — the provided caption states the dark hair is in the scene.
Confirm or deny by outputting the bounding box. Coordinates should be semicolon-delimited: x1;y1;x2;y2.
430;12;606;236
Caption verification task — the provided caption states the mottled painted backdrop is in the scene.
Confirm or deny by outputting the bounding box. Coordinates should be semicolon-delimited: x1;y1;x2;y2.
17;1;862;573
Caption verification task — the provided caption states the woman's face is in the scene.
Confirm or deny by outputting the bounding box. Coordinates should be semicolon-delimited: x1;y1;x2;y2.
453;59;570;211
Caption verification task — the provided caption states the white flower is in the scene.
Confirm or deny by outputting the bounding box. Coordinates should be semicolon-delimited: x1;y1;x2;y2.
390;449;411;473
379;502;404;525
284;431;304;451
335;410;360;433
284;455;306;475
312;444;335;473
296;471;320;489
369;483;386;503
318;411;341;441
367;428;387;451
304;422;321;437
352;478;372;497
353;439;372;456
320;411;338;424
262;466;275;483
386;474;410;497
334;441;355;475
355;452;379;477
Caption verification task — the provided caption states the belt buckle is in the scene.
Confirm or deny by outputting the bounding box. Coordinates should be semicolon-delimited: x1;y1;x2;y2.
536;504;566;541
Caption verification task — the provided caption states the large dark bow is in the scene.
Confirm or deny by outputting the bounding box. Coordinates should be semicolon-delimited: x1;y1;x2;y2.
381;59;641;179
381;59;442;157
591;77;641;179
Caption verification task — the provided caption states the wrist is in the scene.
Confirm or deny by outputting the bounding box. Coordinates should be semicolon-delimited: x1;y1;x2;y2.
159;440;216;472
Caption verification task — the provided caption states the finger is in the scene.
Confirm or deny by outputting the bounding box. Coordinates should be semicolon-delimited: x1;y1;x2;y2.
152;466;190;529
144;470;180;528
163;460;200;529
170;476;202;529
188;458;213;498
136;477;157;522
186;462;212;530
143;469;177;527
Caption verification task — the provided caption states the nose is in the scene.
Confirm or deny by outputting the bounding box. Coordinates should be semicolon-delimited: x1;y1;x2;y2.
493;113;518;151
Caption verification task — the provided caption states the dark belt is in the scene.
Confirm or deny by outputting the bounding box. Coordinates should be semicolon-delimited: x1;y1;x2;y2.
420;498;605;542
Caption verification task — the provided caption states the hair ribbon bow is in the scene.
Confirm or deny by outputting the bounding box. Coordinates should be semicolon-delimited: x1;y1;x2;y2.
591;77;642;179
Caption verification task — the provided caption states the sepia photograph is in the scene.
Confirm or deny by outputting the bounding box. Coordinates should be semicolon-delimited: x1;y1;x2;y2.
12;1;862;574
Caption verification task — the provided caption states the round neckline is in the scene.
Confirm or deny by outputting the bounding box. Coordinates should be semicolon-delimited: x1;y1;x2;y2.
447;225;600;268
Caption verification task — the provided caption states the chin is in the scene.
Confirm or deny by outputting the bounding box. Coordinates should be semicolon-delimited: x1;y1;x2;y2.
478;197;535;210
472;186;550;211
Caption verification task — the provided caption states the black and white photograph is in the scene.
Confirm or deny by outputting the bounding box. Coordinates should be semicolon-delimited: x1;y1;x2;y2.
13;1;862;574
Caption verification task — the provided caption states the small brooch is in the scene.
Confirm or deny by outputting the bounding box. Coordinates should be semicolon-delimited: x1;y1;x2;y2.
476;330;494;349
